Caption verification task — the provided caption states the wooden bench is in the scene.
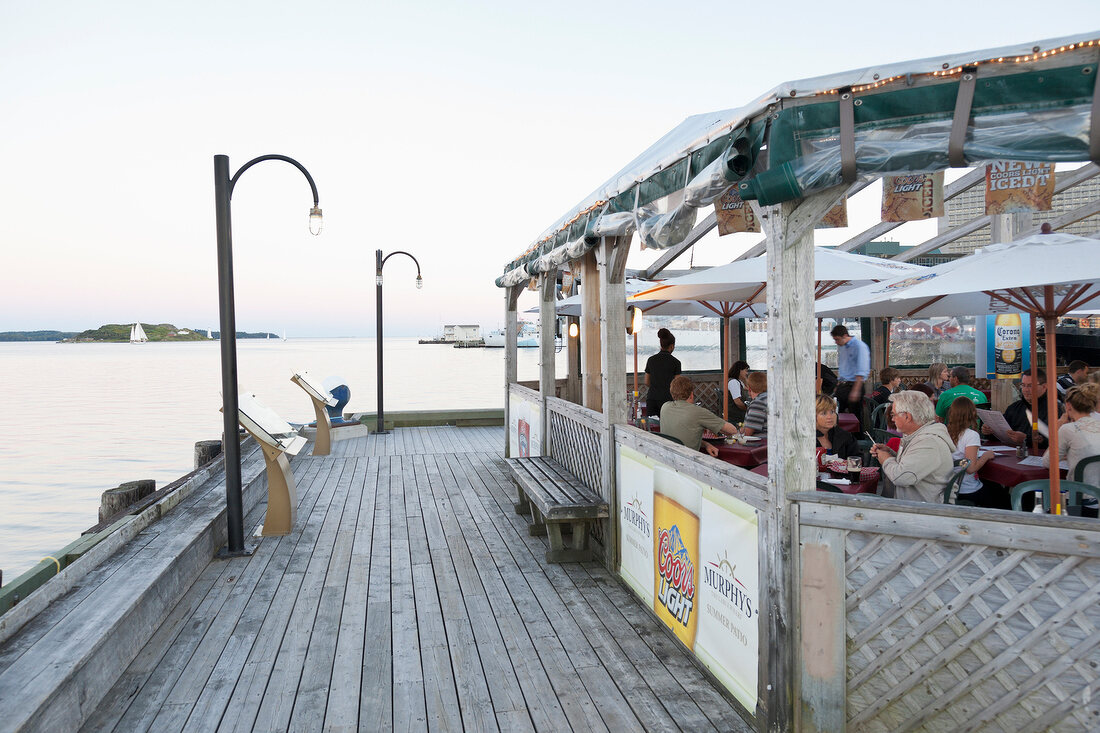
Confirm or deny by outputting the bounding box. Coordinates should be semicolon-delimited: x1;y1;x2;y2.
236;393;308;536
504;456;608;563
291;371;339;456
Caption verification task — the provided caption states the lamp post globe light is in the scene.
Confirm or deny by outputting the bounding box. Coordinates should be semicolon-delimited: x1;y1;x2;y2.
214;153;321;555
375;249;423;435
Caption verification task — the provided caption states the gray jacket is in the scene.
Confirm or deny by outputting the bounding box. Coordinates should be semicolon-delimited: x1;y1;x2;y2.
882;421;956;503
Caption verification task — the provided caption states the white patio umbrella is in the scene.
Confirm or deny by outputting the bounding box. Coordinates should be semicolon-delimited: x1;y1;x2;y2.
632;249;926;414
815;232;1100;514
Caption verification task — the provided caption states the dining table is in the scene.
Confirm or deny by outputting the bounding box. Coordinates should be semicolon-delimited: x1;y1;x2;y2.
748;461;881;494
709;439;768;468
978;449;1065;488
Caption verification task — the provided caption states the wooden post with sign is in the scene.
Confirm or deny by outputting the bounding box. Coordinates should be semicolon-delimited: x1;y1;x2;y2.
598;235;630;569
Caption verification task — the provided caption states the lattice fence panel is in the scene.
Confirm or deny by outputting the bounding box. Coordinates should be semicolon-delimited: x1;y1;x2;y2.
843;530;1100;732
547;409;603;496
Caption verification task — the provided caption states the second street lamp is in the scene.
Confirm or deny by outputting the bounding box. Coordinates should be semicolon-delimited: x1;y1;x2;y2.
375;249;422;435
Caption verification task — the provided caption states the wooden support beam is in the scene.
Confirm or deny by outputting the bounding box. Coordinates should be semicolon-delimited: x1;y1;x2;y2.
504;285;522;457
755;187;842;732
538;273;557;455
581;252;602;411
566;316;580;403
598;235;630;571
796;524;848;733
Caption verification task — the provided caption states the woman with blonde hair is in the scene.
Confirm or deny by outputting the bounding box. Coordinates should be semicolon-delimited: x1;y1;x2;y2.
945;396;996;506
925;362;950;399
815;394;858;458
1044;384;1100;516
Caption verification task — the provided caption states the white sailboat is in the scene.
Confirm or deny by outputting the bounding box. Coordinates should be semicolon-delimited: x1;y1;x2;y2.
282;330;287;342
129;323;148;343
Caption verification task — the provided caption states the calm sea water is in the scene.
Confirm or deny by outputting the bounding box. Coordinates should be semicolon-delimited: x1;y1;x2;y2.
0;331;811;580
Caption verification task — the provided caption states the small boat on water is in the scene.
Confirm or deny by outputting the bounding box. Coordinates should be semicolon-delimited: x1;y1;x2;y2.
483;321;538;348
129;323;148;343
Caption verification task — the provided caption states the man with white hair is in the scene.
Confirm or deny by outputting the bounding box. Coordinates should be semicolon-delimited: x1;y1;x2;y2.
869;390;955;503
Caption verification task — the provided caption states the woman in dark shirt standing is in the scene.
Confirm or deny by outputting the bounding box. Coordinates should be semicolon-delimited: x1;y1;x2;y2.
644;328;681;421
815;394;858;458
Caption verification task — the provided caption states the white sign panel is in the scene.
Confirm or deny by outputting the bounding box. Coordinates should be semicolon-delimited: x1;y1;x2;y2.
617;442;759;711
508;393;542;458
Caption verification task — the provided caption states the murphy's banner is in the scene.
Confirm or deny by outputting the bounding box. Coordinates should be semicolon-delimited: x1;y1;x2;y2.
714;189;760;235
985;161;1055;215
881;172;945;222
618;445;759;710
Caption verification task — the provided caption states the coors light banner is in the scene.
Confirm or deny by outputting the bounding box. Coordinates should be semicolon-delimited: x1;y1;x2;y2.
985;161;1055;214
881;172;945;222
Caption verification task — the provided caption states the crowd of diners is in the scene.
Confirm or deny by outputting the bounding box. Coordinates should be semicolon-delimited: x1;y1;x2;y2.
643;326;1100;514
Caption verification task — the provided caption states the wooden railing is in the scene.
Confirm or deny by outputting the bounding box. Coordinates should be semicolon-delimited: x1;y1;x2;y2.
794;492;1100;732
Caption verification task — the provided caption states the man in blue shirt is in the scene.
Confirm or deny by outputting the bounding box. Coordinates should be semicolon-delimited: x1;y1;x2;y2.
831;324;871;429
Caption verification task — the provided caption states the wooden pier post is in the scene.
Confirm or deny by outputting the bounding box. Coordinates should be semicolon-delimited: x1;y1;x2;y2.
539;273;557;455
581;251;602;411
194;440;222;469
758;188;845;732
598;235;630;569
504;285;522;457
98;479;156;523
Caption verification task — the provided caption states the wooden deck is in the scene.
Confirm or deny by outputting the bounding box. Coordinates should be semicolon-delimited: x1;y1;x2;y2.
80;426;748;732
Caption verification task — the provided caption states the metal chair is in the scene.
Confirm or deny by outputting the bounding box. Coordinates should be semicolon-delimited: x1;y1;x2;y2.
942;459;971;505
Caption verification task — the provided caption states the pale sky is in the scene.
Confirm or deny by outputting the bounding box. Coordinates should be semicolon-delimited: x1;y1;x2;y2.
1;2;1096;336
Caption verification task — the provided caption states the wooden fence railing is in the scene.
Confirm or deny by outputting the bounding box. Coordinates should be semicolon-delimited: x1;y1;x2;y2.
794;492;1100;732
545;396;604;498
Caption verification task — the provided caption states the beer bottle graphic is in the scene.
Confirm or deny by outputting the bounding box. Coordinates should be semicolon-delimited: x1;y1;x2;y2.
652;465;700;650
994;313;1023;379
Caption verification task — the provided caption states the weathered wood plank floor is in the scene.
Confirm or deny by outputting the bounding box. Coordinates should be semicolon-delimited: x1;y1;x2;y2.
83;426;748;732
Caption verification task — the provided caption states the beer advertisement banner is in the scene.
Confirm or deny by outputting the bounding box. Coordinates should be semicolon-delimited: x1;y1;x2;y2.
981;313;1031;380
817;197;848;229
508;394;541;457
617;444;759;710
881;172;945;222
561;269;575;297
714;189;760;235
985;161;1055;215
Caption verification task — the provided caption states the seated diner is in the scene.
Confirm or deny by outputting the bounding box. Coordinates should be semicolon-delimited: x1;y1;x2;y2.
934;366;989;420
741;371;769;437
984;368;1063;449
945;396;998;507
870;390;955;503
816;394;858;458
870;367;902;406
659;375;739;457
1043;383;1100;517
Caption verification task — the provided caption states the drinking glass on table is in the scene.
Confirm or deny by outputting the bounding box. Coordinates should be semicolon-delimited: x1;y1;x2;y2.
847;456;862;484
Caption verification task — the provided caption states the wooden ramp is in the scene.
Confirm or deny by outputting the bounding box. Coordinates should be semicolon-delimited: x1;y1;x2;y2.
81;426;748;732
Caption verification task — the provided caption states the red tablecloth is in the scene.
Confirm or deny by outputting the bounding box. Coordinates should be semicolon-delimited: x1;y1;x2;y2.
978;453;1065;488
838;413;860;434
712;441;768;468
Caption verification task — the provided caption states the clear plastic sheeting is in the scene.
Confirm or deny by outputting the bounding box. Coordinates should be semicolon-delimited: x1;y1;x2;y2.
739;102;1093;205
637;203;698;251
590;211;636;238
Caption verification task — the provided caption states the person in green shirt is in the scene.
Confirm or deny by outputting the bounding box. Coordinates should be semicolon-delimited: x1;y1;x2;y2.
934;366;989;420
660;375;740;456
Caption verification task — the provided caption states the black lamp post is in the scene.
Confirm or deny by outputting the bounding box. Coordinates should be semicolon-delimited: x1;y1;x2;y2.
214;153;321;555
375;249;422;434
